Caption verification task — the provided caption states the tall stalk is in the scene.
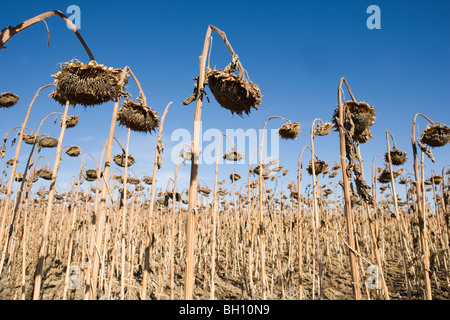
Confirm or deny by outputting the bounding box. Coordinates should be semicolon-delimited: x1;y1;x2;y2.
210;136;222;300
337;77;361;299
141;101;172;299
297;145;311;299
120;128;131;300
184;26;213;300
89;68;129;300
385;131;412;299
411;113;435;300
0;112;64;276
0;84;54;274
33;100;70;299
310;119;325;299
62;155;91;299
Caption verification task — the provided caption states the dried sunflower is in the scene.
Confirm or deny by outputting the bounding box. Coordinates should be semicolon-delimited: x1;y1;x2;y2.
165;191;181;201
15;172;23;182
0;92;19;108
113;153;136;167
385;147;408;166
314;122;332;137
61;115;79;128
420;124;450;148
198;187;211;196
223;149;244;161
142;176;153;185
230;172;241;181
38;136;58;148
85;169;101;182
377;169;400;184
50;60;128;107
117;100;159;133
332;101;376;141
207;69;262;116
306;160;329;175
23;134;38;145
253;164;271;177
430;175;443;185
37;168;52;180
64;145;81;157
278;122;301;140
54;194;64;200
127;177;141;185
329;171;339;178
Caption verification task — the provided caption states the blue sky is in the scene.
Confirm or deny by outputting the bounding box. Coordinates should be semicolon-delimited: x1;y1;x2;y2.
0;0;449;198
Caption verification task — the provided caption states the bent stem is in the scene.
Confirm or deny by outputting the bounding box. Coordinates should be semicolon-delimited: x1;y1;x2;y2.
0;10;94;60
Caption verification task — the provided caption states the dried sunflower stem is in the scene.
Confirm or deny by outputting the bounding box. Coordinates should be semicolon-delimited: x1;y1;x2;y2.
120;128;131;300
126;68;147;105
0;112;63;276
310;118;324;299
141;101;172;300
0;10;95;60
89;68;129;300
411;113;433;300
297;145;311;299
337;77;361;299
354;147;390;300
170;144;189;299
210;136;223;300
62;158;85;300
184;25;212;301
0;84;54;277
257;116;292;299
386;131;413;299
32;100;70;299
209;25;245;77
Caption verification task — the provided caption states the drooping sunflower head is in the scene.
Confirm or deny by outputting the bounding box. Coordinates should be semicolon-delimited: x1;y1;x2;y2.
207;69;262;116
0;92;19;108
420;124;450;148
50;60;128;107
278;122;301;140
117;100;159;133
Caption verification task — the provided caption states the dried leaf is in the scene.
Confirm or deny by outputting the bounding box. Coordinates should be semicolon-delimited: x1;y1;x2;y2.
417;139;435;163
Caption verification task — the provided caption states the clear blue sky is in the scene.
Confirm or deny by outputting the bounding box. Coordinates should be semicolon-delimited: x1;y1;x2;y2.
1;0;449;198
